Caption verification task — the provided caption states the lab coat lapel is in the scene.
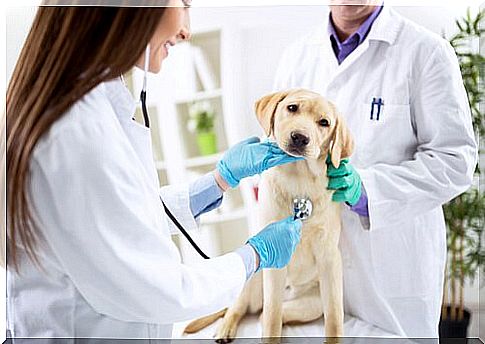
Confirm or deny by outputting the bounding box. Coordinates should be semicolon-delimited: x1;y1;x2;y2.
104;78;160;191
307;20;339;88
321;33;340;84
309;18;371;92
323;6;401;89
367;6;402;45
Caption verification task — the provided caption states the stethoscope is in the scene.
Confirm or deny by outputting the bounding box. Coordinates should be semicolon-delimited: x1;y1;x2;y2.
139;45;211;259
138;46;313;260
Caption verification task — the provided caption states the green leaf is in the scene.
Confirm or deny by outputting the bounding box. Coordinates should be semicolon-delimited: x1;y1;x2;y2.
456;19;465;33
444;8;485;290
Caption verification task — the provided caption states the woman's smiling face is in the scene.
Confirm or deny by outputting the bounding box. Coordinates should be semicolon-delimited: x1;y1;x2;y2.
137;0;191;73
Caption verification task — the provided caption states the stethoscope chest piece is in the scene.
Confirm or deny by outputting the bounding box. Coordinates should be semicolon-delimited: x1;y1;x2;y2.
293;197;313;221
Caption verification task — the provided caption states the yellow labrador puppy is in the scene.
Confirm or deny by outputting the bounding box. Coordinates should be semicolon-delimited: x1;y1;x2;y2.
185;89;353;342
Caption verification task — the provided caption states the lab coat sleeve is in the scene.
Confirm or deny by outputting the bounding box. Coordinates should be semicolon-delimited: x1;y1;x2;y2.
30;119;246;325
159;183;199;234
357;41;478;230
188;172;224;217
160;173;223;234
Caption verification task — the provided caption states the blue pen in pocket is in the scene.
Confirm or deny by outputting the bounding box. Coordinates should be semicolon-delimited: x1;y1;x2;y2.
370;97;384;121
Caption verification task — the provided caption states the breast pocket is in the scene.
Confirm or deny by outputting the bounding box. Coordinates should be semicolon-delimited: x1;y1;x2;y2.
354;102;416;166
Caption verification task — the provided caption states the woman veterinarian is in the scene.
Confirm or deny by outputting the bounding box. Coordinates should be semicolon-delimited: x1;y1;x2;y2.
5;1;303;338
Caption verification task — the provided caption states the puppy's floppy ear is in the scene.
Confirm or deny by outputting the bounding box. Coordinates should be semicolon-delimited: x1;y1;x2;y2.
330;108;354;168
254;90;291;136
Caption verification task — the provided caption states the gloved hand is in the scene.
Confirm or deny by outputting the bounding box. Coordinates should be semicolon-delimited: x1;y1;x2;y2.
247;216;302;271
326;156;362;206
217;137;303;188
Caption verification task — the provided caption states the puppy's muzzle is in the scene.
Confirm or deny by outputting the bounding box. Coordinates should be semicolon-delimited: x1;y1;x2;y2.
288;131;309;155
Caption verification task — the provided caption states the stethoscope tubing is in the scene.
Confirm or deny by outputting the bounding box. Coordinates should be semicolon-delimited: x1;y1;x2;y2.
140;44;210;259
160;198;210;260
140;88;210;259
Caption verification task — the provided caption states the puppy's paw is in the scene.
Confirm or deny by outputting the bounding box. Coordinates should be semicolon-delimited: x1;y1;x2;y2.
214;317;239;344
325;322;343;338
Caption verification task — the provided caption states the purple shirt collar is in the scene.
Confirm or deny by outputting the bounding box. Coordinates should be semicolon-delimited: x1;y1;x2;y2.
328;4;383;64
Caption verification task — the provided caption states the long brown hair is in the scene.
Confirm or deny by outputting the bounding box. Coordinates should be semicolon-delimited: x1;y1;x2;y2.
6;4;168;269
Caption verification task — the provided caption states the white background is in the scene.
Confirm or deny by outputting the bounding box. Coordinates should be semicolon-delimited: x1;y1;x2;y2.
2;1;484;340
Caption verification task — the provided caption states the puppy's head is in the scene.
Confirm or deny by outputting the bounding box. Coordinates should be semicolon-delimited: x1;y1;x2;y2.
255;89;353;168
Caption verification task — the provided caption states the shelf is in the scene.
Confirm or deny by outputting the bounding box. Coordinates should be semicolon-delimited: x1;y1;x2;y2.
155;160;167;169
175;88;222;104
184;153;222;168
157;169;169;186
200;208;247;225
190;27;221;40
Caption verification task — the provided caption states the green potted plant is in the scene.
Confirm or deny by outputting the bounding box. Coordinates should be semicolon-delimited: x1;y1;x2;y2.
187;100;217;156
439;8;485;340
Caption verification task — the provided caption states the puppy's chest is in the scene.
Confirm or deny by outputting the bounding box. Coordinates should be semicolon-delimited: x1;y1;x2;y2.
265;162;336;288
268;162;333;218
286;227;321;288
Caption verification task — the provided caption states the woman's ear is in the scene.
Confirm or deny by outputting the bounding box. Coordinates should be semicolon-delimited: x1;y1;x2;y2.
254;90;291;136
330;112;354;168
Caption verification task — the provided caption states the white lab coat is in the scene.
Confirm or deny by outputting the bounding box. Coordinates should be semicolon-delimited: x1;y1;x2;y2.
274;6;477;338
6;78;246;339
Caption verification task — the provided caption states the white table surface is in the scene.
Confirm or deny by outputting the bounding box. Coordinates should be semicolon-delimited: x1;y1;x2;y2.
173;313;399;340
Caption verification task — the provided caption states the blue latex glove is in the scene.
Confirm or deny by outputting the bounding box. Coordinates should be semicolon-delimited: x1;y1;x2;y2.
217;137;303;188
326;156;362;206
247;216;302;271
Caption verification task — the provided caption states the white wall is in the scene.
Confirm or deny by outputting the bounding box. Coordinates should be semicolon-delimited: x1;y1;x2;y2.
6;6;37;84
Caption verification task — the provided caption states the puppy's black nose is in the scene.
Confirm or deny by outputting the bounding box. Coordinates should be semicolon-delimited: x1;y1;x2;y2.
290;132;310;147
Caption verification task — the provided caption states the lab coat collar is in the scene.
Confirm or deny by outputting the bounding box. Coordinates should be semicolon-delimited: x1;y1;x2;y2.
307;5;401;46
103;77;137;121
366;6;402;45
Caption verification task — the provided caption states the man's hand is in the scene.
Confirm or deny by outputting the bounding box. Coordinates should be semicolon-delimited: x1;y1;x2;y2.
326;156;362;206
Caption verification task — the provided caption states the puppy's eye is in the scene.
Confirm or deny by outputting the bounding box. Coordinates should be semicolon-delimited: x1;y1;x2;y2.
287;104;298;112
318;118;330;127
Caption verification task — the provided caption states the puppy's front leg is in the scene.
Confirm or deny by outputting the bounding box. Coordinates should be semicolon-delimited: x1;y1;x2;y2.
314;243;344;338
262;267;287;339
